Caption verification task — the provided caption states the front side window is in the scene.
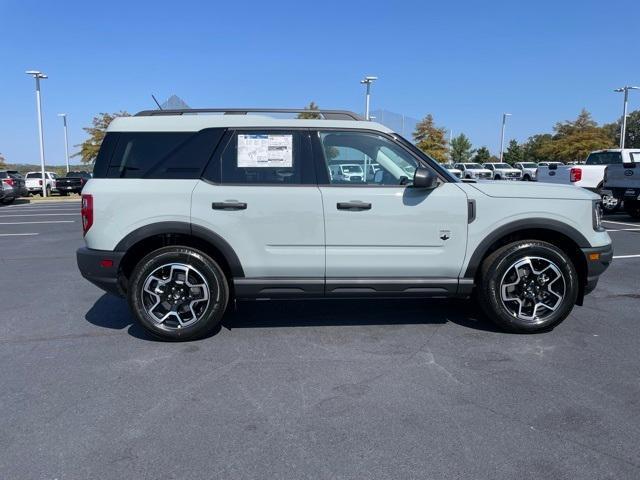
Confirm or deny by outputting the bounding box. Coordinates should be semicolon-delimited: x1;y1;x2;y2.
318;131;419;186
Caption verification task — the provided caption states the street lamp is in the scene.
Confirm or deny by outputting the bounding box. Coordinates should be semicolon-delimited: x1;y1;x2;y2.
614;86;640;148
25;70;48;197
360;76;378;120
499;113;512;162
58;114;70;173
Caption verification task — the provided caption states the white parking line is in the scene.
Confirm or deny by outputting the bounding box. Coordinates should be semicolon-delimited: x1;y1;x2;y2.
0;233;39;237
613;254;640;259
603;219;640;227
0;213;77;217
0;220;75;225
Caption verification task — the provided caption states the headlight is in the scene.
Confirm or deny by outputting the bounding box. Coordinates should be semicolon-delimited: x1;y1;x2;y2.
593;200;604;232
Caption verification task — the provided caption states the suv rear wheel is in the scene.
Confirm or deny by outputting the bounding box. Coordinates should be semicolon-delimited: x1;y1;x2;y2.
477;240;579;332
128;246;229;341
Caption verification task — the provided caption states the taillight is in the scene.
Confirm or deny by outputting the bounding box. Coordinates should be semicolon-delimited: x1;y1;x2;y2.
570;167;582;182
4;178;15;187
81;194;93;235
39;180;43;186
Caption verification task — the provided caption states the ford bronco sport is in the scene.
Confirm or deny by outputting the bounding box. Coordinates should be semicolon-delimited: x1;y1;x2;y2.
77;108;612;340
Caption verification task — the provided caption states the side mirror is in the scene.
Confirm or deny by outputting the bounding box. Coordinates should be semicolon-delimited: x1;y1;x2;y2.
412;167;438;189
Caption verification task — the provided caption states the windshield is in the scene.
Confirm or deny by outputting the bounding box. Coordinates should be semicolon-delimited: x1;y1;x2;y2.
586;152;622;165
521;163;537;168
465;163;483;170
67;172;88;178
341;165;363;174
493;163;512;169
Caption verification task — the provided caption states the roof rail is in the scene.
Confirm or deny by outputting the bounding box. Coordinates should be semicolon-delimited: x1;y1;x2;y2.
134;108;363;121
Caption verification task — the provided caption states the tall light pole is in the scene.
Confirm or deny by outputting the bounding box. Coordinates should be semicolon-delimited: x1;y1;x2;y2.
360;76;378;120
614;86;640;148
499;113;512;162
58;113;70;173
26;70;48;197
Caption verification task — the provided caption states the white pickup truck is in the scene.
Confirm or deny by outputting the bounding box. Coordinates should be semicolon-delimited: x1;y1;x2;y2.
536;151;623;212
602;149;640;218
25;171;59;196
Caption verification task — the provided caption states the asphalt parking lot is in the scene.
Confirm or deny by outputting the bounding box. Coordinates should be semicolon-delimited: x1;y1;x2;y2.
1;200;639;480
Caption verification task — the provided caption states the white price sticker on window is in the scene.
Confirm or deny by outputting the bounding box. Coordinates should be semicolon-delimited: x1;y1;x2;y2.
237;134;293;168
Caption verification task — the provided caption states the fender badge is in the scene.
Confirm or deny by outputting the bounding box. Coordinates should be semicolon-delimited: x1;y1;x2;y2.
440;230;451;241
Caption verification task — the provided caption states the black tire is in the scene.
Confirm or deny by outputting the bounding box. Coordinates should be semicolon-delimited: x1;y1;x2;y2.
624;201;640;219
477;240;579;333
59;191;68;196
494;175;501;180
128;246;230;341
523;175;531;181
46;186;51;197
1;197;15;205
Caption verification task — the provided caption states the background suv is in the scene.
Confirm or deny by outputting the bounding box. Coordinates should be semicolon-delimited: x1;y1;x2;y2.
483;162;522;180
453;162;493;180
77;108;612;341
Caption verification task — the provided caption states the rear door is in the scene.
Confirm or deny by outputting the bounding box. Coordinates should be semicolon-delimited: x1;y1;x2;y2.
191;129;325;283
312;130;468;293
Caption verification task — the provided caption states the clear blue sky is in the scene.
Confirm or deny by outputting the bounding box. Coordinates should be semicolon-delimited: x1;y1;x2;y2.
1;0;639;165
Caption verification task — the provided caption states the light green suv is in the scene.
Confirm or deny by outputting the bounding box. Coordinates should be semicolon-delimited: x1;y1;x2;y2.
77;108;613;340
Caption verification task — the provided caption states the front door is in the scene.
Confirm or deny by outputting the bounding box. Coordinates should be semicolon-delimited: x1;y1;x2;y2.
313;130;468;287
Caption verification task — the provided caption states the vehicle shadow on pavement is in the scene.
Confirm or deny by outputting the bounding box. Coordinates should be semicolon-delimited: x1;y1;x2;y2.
83;294;502;340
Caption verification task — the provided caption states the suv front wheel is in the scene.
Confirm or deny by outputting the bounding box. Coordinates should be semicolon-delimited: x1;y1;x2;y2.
128;246;229;341
478;240;579;332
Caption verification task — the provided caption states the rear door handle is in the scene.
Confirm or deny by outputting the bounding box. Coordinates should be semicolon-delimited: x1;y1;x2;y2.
337;201;372;211
212;201;247;211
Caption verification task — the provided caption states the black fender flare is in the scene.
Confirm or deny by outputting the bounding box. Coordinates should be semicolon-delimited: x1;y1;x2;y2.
463;218;590;279
114;221;244;277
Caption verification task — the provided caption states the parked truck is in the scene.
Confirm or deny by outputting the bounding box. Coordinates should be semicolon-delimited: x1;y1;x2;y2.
602;148;640;218
536;150;623;213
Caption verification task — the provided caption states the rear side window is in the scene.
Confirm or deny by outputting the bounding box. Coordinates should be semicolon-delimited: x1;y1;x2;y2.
94;129;224;179
208;130;314;185
26;173;42;179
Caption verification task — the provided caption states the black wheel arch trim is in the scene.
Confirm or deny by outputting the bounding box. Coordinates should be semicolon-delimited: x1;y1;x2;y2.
114;221;245;277
463;218;591;279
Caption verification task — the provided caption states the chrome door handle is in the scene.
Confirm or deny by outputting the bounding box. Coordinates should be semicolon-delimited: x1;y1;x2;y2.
212;201;247;211
337;201;371;211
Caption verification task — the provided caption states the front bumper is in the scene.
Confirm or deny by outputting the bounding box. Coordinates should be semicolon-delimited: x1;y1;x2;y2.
581;243;613;294
77;247;125;297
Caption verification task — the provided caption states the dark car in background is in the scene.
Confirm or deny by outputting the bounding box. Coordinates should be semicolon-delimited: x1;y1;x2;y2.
0;170;28;204
55;171;92;195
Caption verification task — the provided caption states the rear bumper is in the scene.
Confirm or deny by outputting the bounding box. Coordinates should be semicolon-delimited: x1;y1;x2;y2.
76;247;125;297
581;243;613;294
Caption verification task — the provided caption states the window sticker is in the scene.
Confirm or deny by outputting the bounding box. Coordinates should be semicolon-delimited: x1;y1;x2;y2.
237;134;293;168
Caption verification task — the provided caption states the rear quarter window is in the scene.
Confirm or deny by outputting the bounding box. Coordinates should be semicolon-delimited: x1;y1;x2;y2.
93;129;224;179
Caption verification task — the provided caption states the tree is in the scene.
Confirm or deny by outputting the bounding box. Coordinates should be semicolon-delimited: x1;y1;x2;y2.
74;111;130;164
450;133;475;163
297;101;321;119
539;109;614;162
0;152;6;169
603;109;640;148
473;146;491;164
522;134;553;162
413;114;449;162
502;139;523;165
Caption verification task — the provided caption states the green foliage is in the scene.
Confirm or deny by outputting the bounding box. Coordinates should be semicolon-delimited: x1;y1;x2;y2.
413;114;449;162
450;133;475;163
73;111;130;164
538;109;614;162
0;152;6;169
297;101;321;119
603;109;640;148
522;134;553;162
502;140;523;165
473;146;491;164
